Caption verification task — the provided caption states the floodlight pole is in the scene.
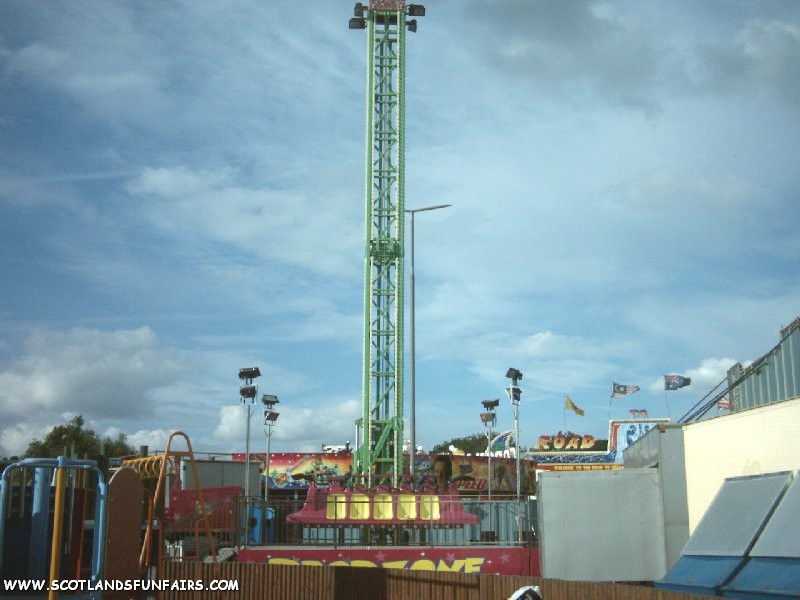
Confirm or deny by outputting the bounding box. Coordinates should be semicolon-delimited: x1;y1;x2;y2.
505;369;523;501
261;394;280;523
481;407;496;537
239;366;261;546
513;401;520;499
245;404;253;498
239;391;258;501
505;368;523;544
264;422;273;506
487;423;493;505
241;399;254;547
406;203;450;478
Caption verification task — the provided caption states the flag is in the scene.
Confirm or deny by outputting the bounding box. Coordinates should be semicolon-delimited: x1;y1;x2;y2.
717;398;731;410
664;375;691;390
564;395;585;416
611;382;640;398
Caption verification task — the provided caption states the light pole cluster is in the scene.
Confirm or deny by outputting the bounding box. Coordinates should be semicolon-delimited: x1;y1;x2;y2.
238;368;280;507
477;370;525;542
480;367;524;497
478;368;525;501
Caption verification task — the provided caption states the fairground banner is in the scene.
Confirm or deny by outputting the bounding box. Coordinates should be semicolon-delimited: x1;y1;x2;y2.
237;545;540;576
524;418;671;470
234;417;670;483
233;452;536;495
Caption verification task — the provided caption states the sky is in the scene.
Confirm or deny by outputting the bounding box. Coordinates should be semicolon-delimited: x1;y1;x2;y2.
1;1;799;459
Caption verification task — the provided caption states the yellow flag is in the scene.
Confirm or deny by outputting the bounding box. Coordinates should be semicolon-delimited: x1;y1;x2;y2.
564;395;585;416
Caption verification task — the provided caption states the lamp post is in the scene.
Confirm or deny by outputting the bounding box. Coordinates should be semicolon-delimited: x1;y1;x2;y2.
481;399;499;541
405;203;451;478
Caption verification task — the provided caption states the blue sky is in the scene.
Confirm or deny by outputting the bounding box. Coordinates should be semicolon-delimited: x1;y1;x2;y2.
1;1;799;458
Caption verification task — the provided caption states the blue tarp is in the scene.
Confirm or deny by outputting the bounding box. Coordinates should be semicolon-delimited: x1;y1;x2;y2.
657;555;743;596
722;556;800;598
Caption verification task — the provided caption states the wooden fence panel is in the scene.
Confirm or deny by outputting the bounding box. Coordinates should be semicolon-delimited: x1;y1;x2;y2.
161;561;717;600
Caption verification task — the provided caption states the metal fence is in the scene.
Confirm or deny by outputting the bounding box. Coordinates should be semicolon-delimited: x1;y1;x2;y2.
229;496;538;549
162;562;717;600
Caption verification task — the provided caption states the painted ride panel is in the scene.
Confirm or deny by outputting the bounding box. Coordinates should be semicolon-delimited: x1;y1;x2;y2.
237;545;540;576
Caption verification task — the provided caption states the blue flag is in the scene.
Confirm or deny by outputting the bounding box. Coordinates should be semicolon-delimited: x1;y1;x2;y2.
664;375;691;390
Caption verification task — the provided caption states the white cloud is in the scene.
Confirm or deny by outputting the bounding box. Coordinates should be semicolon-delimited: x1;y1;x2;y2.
701;19;800;105
0;327;194;456
687;358;738;388
126;428;183;454
213;405;246;443
274;399;361;453
126;166;361;279
0;421;50;458
213;398;359;454
647;357;737;395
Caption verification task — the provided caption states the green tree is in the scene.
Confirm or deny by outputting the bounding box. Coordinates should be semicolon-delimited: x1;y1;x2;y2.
430;433;488;455
25;415;135;469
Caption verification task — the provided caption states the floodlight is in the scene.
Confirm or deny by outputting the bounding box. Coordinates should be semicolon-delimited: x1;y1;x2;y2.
407;19;417;33
239;366;261;380
240;384;258;399
264;410;280;422
480;412;496;424
261;394;279;407
482;399;500;410
505;367;523;381
349;17;366;29
506;385;521;403
407;4;425;16
354;2;365;17
374;14;398;26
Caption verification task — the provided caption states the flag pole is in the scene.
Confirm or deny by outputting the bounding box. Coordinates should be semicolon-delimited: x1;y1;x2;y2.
664;391;672;420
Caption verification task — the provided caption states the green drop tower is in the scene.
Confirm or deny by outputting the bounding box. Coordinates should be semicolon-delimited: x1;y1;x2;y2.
349;1;425;486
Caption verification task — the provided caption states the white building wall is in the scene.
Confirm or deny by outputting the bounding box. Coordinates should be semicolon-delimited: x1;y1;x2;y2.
623;425;689;571
538;468;667;581
683;397;800;531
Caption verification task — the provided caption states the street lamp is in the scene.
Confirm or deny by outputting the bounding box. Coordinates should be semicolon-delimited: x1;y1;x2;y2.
405;203;451;478
262;394;279;510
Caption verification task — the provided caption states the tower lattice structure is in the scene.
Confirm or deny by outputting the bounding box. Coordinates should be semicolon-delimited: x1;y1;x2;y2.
351;1;421;486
